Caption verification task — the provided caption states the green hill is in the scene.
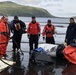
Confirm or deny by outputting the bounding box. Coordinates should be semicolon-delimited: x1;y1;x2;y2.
0;1;55;17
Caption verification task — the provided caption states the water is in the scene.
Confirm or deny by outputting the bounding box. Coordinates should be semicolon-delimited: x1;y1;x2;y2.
8;16;69;44
0;17;72;75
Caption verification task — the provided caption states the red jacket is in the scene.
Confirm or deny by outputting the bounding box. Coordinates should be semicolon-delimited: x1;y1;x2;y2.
27;22;40;35
42;24;55;37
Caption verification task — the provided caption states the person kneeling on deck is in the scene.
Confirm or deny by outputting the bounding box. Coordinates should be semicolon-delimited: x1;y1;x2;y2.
10;15;26;53
27;16;41;54
42;19;56;44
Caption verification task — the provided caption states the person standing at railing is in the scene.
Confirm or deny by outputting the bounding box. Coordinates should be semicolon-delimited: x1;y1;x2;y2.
65;18;76;45
27;16;41;54
42;19;56;44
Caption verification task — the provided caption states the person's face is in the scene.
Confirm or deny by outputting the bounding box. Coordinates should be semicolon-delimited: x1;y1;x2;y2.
4;17;8;23
14;18;19;23
32;18;36;22
14;18;18;21
48;22;51;25
70;19;74;23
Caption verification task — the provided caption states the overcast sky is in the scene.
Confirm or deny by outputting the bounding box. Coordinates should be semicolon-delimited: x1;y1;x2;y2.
0;0;76;17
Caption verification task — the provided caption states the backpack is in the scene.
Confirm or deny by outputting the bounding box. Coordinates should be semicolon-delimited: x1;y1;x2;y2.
56;44;65;58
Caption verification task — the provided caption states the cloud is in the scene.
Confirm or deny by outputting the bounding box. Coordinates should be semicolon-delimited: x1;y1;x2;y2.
12;0;41;5
11;0;66;17
0;0;7;1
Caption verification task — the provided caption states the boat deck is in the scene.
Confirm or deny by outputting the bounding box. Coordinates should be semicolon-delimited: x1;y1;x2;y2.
0;42;70;75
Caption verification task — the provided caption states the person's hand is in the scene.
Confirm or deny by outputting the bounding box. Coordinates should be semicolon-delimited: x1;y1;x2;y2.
64;42;67;47
38;33;40;37
37;33;40;39
43;37;45;41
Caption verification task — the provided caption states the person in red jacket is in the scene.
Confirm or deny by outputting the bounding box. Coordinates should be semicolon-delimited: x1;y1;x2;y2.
27;16;41;54
0;16;10;57
42;19;55;44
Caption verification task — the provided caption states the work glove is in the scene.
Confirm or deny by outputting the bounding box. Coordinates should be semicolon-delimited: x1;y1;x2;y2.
38;33;40;37
64;42;67;47
37;33;40;39
43;37;45;41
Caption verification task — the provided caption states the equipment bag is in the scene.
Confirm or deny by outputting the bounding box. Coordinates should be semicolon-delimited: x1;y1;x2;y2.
56;44;65;58
31;47;54;65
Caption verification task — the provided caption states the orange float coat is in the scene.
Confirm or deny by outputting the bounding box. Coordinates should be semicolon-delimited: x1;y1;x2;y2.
63;45;76;64
0;19;10;55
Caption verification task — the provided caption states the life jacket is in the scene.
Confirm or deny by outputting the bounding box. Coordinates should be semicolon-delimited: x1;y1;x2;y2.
42;24;55;37
14;23;21;31
11;20;26;34
27;22;40;35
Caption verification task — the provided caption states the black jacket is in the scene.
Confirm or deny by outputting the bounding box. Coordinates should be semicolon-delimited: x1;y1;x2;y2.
65;23;76;41
13;20;26;35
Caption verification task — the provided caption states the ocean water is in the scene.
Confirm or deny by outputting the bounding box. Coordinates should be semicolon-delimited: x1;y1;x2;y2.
8;16;69;44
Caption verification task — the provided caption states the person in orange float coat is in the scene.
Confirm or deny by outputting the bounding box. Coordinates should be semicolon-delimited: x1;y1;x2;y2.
63;45;76;64
27;16;41;54
42;19;55;44
0;16;10;57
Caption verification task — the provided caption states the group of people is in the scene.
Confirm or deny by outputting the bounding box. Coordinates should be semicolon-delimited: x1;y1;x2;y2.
0;15;75;58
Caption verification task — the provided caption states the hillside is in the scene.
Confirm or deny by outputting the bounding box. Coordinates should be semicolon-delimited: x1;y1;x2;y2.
0;1;55;17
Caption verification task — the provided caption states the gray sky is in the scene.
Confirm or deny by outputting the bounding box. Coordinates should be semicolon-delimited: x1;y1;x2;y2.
0;0;76;17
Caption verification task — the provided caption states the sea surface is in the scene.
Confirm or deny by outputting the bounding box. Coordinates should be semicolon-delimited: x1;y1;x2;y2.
8;16;69;44
1;17;74;75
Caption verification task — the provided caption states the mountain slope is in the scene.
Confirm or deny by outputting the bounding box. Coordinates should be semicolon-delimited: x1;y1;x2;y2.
0;1;55;17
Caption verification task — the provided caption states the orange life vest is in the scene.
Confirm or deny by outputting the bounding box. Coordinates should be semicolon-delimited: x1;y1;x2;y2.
14;23;21;31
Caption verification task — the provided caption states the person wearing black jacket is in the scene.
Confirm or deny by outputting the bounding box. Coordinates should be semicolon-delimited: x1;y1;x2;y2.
65;18;76;45
10;15;26;52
